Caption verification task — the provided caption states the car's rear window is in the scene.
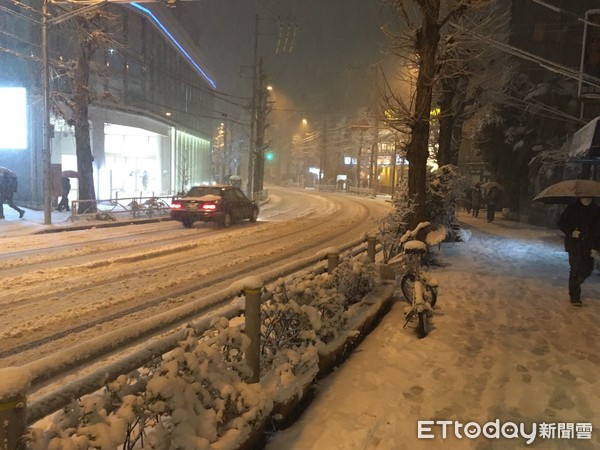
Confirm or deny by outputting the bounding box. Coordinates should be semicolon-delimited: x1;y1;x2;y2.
187;187;223;197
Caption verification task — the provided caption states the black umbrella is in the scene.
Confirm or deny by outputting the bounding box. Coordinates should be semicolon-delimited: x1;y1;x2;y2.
61;170;79;178
533;179;600;204
0;166;16;176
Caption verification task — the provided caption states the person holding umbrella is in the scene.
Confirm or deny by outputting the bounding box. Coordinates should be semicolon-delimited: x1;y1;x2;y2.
535;179;600;306
0;171;25;219
557;197;600;306
57;176;71;212
484;183;502;222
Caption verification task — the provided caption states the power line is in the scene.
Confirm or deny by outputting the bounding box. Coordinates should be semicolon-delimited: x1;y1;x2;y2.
529;0;600;28
7;0;42;17
451;22;600;90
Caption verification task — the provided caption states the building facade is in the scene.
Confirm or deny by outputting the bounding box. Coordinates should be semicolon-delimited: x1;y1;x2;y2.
0;1;218;209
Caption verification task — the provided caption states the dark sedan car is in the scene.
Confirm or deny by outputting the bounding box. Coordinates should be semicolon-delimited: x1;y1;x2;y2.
170;185;259;228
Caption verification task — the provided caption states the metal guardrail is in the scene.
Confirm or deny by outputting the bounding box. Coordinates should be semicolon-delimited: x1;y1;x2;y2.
317;184;375;197
69;190;270;222
0;235;380;444
69;194;173;222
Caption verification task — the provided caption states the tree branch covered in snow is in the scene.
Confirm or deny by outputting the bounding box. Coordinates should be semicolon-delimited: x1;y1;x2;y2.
378;165;466;264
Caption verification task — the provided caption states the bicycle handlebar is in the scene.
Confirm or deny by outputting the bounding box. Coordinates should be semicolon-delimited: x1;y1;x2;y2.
400;221;431;244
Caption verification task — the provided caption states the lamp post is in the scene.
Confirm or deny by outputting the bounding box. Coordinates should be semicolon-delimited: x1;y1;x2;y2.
42;0;52;224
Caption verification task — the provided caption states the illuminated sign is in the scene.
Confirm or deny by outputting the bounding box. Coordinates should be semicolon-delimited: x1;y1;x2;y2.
130;3;216;89
0;87;27;150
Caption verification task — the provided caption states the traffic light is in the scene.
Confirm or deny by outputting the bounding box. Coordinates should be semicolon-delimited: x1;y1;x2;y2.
265;150;275;161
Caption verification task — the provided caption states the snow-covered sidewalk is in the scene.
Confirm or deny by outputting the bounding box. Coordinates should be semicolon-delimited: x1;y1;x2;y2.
0;207;166;238
265;212;600;450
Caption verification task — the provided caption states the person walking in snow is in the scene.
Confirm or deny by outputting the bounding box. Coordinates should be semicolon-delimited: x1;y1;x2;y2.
558;197;600;306
471;182;482;218
57;176;71;212
485;185;501;222
0;172;25;219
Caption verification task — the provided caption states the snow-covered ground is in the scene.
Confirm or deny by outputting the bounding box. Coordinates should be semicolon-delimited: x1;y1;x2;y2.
266;211;600;450
0;188;390;370
4;193;600;449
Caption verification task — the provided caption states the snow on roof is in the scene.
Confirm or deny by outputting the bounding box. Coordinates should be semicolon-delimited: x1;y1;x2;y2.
569;116;600;161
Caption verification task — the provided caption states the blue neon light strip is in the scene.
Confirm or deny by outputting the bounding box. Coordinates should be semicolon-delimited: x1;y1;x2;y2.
131;2;216;89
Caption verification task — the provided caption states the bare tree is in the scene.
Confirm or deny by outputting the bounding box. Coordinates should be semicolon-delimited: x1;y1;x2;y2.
379;0;492;225
435;1;511;166
52;6;121;213
175;152;191;195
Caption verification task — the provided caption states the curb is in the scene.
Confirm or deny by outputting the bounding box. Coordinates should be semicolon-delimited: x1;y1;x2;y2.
33;217;172;234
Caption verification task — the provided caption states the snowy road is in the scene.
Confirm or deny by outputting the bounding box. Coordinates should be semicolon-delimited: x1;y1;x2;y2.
0;188;390;369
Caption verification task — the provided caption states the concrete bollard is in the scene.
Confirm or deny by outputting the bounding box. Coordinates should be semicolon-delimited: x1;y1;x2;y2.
327;252;339;273
0;368;31;450
243;286;262;384
366;235;376;262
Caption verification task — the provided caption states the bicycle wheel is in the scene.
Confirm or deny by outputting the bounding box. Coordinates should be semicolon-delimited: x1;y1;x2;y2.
400;274;415;303
417;311;428;339
404;275;437;308
425;285;437;308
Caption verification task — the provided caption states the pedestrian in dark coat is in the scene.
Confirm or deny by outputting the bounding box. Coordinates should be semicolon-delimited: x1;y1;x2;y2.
558;197;600;306
486;186;500;222
0;172;25;219
471;182;482;217
57;177;71;211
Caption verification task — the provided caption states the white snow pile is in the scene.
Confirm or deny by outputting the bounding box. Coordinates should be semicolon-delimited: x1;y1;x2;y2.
24;254;379;450
377;164;466;263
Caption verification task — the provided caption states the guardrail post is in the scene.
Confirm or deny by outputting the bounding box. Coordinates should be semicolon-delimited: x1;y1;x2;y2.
367;235;376;262
243;284;262;384
327;252;339;273
0;368;30;450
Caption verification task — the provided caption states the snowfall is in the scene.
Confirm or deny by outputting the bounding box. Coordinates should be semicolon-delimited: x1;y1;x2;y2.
266;211;600;450
1;198;600;449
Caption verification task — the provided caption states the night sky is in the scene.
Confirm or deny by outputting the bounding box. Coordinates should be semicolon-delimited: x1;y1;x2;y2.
174;0;387;121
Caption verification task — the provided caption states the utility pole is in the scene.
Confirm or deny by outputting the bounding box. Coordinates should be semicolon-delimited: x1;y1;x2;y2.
223;121;228;181
247;15;259;199
369;141;378;191
391;135;398;198
40;0;107;224
42;0;52;224
253;59;268;195
319;118;328;184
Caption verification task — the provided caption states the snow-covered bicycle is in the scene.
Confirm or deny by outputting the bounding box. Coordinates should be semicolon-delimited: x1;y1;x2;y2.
392;222;439;338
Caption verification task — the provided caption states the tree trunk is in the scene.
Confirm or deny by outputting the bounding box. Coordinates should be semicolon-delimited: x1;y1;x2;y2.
438;72;470;167
437;113;454;167
437;77;456;167
406;0;441;227
74;17;97;214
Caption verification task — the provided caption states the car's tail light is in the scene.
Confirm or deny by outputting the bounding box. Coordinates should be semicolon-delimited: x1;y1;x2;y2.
202;203;217;211
170;203;183;210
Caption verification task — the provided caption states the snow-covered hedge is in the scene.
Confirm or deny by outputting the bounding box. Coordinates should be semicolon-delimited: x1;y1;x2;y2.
378;165;467;260
24;253;377;450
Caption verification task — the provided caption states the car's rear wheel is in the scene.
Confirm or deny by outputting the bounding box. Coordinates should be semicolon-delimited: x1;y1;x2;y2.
249;207;259;222
221;212;232;228
182;218;193;228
